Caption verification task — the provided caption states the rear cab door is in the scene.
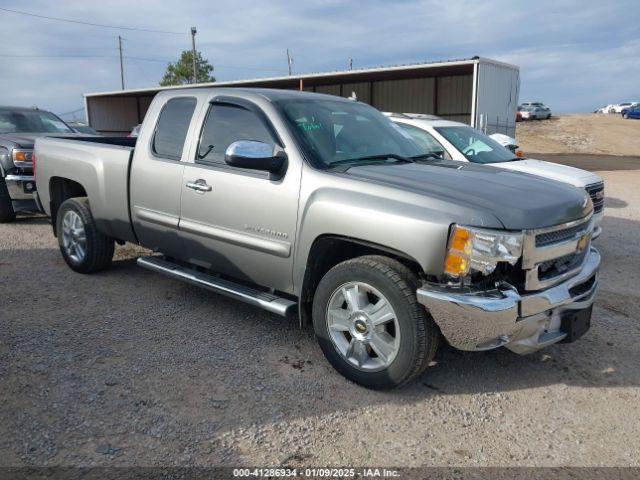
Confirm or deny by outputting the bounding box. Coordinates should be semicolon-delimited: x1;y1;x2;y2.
178;92;302;294
129;92;206;258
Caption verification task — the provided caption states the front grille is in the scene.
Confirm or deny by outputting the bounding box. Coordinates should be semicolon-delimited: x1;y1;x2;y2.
523;215;593;290
538;249;588;280
535;223;589;247
586;182;604;214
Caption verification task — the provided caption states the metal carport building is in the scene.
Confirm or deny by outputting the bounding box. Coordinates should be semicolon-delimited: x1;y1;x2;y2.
84;56;519;136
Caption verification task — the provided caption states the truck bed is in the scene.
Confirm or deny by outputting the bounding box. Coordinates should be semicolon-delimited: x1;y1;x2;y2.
35;136;138;243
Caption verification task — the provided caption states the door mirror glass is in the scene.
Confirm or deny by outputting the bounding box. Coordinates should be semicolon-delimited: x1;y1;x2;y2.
225;140;286;174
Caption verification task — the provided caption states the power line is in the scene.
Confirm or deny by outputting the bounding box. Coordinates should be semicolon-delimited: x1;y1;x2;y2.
0;6;185;34
0;53;285;72
0;54;117;58
58;107;85;117
0;53;167;61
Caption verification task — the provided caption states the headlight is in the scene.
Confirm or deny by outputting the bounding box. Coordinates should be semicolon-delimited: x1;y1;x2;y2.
12;149;33;164
444;224;523;278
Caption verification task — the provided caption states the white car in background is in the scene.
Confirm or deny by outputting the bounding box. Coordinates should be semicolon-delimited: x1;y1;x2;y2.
520;105;551;120
609;102;638;114
489;133;521;154
387;114;604;238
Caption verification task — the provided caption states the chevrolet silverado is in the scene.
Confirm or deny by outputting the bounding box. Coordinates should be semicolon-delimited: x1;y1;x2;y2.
34;89;600;389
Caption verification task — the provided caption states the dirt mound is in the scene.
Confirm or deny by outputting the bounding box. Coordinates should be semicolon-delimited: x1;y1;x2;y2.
516;114;640;156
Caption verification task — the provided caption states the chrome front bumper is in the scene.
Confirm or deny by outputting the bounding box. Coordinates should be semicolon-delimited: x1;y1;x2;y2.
5;174;36;200
4;174;38;211
592;210;604;240
417;248;600;355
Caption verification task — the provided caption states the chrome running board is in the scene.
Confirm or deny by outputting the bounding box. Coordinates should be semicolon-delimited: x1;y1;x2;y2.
137;256;297;318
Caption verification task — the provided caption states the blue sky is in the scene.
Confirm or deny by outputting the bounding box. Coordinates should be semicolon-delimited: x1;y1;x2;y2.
0;0;638;120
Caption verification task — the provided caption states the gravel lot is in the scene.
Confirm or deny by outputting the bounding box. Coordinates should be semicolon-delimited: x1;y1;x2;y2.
516;114;640;156
1;156;639;468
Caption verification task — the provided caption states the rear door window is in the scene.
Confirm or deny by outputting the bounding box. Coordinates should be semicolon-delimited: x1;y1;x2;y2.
152;97;197;160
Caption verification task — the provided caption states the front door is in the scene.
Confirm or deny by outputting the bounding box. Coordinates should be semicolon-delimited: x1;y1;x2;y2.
179;99;301;293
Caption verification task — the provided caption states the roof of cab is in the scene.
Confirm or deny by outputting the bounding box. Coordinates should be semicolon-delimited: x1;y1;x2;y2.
156;87;354;103
158;87;353;102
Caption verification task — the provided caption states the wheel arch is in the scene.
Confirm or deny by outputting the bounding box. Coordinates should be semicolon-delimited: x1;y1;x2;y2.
297;234;424;327
49;177;88;236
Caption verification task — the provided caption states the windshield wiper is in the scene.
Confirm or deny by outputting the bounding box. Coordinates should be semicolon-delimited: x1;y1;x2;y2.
409;153;442;161
328;154;415;167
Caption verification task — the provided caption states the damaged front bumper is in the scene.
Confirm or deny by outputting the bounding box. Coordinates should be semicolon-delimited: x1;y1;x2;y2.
416;247;600;355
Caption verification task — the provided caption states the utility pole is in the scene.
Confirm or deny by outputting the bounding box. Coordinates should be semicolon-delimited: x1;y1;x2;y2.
349;58;353;70
286;48;292;76
191;27;197;84
118;35;124;90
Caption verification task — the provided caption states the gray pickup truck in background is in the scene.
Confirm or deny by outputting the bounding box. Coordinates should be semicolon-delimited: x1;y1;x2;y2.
34;88;600;389
0;106;83;222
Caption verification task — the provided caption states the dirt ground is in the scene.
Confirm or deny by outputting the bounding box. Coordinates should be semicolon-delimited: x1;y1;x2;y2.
1;157;639;470
516;115;640;156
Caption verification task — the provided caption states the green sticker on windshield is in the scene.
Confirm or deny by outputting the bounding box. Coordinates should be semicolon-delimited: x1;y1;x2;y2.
297;121;323;132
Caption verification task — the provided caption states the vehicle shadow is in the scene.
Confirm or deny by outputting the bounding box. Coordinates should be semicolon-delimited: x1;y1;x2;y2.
11;213;50;225
605;197;628;208
531;153;640;172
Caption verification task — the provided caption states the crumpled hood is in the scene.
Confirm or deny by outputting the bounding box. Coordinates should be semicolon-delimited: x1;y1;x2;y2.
0;132;84;149
495;158;601;187
346;160;592;230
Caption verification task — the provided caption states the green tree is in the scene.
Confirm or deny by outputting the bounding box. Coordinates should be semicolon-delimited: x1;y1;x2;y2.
160;50;215;86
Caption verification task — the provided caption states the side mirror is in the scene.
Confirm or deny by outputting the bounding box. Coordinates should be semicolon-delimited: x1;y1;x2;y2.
225;140;286;175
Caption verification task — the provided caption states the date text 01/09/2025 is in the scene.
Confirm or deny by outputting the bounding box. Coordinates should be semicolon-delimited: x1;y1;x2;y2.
232;468;400;477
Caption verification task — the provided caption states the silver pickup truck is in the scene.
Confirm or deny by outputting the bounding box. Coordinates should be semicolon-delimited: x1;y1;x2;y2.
34;88;600;389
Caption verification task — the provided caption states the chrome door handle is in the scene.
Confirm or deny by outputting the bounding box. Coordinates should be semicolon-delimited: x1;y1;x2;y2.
186;179;212;193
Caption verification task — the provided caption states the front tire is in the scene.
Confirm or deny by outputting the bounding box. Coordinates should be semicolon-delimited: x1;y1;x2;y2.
0;177;16;223
312;256;439;389
56;197;114;273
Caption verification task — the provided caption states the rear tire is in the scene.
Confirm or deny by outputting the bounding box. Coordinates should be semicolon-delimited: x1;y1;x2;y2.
312;255;439;389
0;177;16;223
56;197;114;273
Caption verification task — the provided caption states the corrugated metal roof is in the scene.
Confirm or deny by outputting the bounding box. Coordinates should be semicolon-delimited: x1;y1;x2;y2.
85;56;518;98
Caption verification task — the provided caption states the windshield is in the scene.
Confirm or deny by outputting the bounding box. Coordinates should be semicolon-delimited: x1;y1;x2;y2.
396;122;448;159
435;126;518;164
276;99;422;168
0;110;73;134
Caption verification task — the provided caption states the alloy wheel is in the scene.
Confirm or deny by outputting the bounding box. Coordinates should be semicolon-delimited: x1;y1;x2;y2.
61;210;87;263
326;281;400;371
